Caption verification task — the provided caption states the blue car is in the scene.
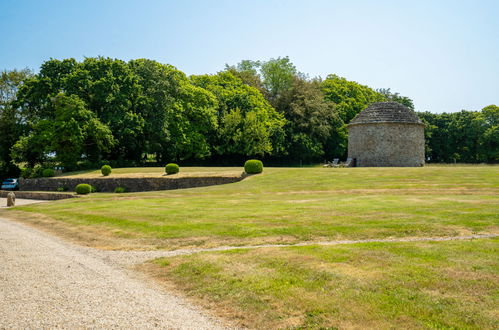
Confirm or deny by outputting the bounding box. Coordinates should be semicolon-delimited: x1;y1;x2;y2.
1;178;19;190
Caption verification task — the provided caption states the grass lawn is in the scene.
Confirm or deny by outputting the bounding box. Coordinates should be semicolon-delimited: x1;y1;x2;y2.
145;238;498;329
6;166;498;250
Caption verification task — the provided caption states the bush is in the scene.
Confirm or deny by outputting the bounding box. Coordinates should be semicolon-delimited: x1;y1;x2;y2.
165;163;180;175
28;165;44;178
114;187;126;193
20;168;31;179
244;159;263;174
56;186;68;192
101;165;112;176
42;168;55;177
75;183;92;195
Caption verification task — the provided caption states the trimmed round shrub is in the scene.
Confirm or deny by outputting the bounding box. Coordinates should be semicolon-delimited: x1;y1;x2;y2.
165;163;180;175
42;168;55;177
75;184;92;195
244;159;263;174
101;165;112;176
114;187;126;193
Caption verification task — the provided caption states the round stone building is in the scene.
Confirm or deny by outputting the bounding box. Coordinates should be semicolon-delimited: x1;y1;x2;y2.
347;102;425;167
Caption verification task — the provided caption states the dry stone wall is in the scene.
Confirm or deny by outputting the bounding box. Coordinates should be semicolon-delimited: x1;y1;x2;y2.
19;175;245;193
0;191;77;200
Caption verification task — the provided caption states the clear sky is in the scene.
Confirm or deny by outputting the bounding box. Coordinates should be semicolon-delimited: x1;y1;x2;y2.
1;0;497;113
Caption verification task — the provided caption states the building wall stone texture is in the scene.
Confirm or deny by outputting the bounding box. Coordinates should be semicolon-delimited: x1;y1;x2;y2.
348;122;425;167
347;102;425;167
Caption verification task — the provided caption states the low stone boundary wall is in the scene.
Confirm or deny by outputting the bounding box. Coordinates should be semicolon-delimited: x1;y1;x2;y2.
0;190;78;200
18;175;246;193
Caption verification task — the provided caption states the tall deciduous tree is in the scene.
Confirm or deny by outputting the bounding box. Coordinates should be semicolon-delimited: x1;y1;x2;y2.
129;59;218;162
276;77;345;161
191;71;285;157
11;94;114;170
377;88;415;110
0;69;32;177
321;75;385;123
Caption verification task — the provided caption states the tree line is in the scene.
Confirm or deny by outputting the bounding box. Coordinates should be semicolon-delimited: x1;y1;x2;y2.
0;57;497;178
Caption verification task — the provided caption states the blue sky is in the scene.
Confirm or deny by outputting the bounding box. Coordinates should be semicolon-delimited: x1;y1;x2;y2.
1;0;497;113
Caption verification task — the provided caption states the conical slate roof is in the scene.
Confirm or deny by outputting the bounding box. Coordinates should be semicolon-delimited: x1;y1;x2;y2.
348;102;423;126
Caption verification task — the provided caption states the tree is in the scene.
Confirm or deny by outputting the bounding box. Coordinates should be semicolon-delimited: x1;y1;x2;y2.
376;88;415;110
0;69;32;177
259;56;297;105
129;59;218;162
321;75;385;123
224;60;264;93
191;71;285;157
276;77;345;161
11;94;114;170
478;105;498;162
15;57;145;162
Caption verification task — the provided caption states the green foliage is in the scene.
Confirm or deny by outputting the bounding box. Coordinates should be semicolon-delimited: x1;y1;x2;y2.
377;88;415;110
114;186;126;193
165;163;180;174
259;56;297;102
191;71;285;157
321;75;385;123
418;105;498;163
101;165;112;176
75;183;92;194
42;168;55;177
278;77;346;160
129;59;217;162
244;159;263;174
56;186;68;192
0;69;32;177
20;165;44;179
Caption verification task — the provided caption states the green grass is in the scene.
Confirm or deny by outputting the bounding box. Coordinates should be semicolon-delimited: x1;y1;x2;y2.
148;239;499;329
11;166;499;249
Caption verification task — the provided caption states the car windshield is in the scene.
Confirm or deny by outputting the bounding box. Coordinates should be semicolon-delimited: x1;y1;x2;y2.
3;179;15;183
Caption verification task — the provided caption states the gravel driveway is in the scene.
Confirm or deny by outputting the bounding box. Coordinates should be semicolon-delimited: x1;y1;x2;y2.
0;217;229;329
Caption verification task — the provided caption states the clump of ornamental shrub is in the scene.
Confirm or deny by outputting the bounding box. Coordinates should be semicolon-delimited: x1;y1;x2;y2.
165;163;180;175
114;187;126;193
56;186;68;192
75;184;92;195
244;159;263;174
42;168;55;177
101;165;112;176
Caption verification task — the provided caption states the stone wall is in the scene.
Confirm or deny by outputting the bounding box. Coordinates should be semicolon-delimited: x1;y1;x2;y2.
347;122;425;167
19;175;246;193
0;190;78;200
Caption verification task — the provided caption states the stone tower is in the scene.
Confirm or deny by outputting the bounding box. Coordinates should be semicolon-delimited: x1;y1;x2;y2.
347;102;425;167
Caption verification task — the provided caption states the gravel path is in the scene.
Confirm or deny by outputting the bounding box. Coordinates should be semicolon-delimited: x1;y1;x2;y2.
0;217;229;329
